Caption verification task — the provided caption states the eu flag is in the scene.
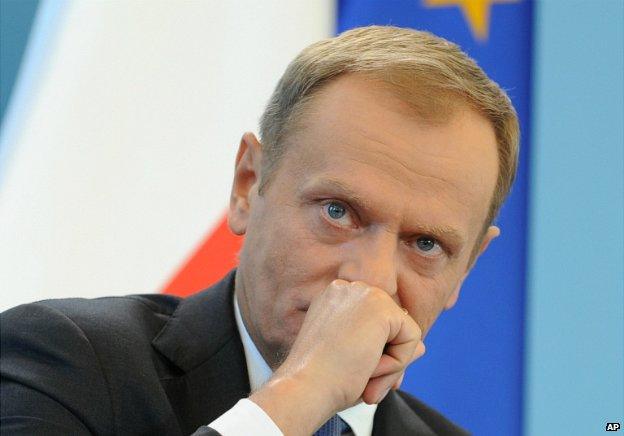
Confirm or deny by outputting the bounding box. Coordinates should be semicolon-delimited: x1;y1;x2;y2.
337;1;532;435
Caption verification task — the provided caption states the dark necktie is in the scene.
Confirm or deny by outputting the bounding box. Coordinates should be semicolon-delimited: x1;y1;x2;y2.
314;414;350;436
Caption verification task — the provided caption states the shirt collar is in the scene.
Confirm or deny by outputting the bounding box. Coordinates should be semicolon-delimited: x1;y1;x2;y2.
234;294;377;436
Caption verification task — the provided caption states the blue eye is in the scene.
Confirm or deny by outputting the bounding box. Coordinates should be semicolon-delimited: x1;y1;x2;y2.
415;237;436;252
321;201;356;229
327;202;346;219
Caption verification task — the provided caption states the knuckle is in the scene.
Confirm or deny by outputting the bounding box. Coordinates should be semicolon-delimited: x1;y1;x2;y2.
362;284;384;299
361;287;386;307
412;321;422;338
330;279;348;289
350;280;369;291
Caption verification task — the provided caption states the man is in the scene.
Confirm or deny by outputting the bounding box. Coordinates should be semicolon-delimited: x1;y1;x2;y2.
1;26;519;435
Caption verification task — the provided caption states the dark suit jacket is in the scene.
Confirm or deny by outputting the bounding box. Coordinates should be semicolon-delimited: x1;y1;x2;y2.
1;270;468;435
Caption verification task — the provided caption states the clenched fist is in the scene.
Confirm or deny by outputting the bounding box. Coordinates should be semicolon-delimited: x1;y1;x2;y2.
250;279;425;435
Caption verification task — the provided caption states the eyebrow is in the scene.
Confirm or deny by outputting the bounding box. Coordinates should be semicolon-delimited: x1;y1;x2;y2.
411;225;465;250
299;178;372;211
299;178;466;249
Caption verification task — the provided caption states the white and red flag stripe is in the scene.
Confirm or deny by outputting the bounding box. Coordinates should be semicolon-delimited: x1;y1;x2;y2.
0;1;332;310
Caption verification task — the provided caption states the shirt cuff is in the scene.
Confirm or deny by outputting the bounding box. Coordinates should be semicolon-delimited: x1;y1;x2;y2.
208;398;283;436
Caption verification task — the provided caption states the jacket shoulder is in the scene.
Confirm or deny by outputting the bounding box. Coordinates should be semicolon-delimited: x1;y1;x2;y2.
40;292;181;321
6;293;178;332
2;293;185;370
1;294;186;434
396;390;470;435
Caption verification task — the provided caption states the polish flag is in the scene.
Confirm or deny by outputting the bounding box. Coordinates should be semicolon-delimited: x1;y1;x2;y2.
0;1;332;310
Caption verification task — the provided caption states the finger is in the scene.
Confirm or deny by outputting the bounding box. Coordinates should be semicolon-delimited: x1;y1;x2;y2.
370;353;403;378
361;372;401;405
372;341;424;383
391;372;405;390
372;320;424;379
387;309;421;346
412;341;426;361
371;338;426;378
384;337;419;370
382;310;420;369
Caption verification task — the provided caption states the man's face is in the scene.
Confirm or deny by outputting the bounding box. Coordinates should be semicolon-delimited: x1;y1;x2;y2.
230;74;499;368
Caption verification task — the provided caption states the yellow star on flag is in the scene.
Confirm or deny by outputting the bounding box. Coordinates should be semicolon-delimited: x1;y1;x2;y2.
424;0;519;41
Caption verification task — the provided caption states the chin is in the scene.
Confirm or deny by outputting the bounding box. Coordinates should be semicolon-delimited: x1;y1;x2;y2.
258;309;308;368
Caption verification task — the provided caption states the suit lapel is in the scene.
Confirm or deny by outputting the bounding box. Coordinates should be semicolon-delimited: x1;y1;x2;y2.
152;271;251;434
372;390;436;435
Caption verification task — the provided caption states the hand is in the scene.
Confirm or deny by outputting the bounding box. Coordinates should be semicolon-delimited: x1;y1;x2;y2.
250;279;425;435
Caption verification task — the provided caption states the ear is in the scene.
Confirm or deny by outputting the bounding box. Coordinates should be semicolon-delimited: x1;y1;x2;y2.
228;132;263;236
443;225;500;310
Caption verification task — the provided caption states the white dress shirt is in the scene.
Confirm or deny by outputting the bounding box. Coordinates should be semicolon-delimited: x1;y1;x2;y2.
208;295;377;435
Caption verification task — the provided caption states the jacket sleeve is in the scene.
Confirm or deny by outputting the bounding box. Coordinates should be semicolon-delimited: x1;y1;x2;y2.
1;302;114;435
190;427;222;435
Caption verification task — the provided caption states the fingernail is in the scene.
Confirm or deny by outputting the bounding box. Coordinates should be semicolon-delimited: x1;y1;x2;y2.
377;388;391;404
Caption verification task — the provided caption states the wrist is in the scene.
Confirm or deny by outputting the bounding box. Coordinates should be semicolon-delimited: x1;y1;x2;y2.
249;370;335;435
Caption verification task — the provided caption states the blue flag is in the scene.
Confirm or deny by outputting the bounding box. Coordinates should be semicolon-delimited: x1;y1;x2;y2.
337;1;532;435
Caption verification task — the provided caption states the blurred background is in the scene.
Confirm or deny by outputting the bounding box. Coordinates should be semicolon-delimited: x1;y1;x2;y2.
1;0;621;435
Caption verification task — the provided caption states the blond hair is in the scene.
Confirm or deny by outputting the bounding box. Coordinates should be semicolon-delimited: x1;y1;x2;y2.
259;25;519;229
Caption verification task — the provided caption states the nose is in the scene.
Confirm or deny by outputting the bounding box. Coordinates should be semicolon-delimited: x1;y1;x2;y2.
337;228;399;296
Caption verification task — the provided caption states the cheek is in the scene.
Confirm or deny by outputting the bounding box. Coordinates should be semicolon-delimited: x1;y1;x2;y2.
250;203;335;280
241;202;341;321
399;273;458;336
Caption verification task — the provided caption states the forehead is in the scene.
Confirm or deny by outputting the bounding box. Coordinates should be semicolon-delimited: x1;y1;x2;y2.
274;75;498;242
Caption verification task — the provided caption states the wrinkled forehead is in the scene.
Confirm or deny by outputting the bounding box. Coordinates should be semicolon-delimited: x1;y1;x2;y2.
272;75;498;241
